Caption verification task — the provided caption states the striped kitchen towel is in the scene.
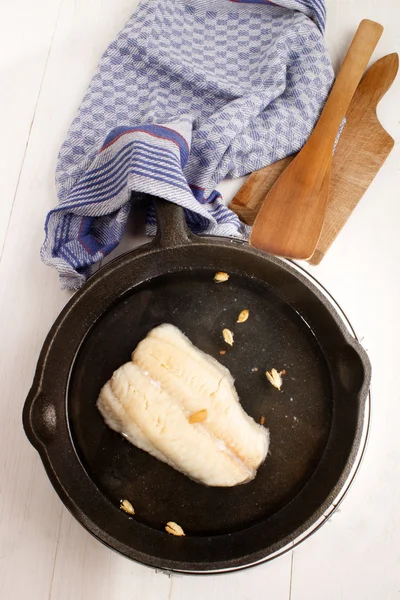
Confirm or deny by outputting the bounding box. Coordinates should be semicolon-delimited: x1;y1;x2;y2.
42;0;333;289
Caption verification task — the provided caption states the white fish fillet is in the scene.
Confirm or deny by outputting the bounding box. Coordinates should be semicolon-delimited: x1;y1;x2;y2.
97;324;269;487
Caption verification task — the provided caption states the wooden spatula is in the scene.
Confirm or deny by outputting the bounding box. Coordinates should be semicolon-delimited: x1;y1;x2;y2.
249;19;383;259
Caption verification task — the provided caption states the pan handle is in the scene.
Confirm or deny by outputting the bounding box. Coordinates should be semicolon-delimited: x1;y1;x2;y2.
150;195;195;248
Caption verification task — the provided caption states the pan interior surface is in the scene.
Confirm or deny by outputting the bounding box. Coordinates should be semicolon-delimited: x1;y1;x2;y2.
68;269;333;537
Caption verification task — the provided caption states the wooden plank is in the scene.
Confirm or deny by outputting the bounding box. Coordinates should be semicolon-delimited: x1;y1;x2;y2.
0;2;67;596
49;511;170;600
0;0;64;257
0;163;69;599
170;554;292;600
289;150;400;598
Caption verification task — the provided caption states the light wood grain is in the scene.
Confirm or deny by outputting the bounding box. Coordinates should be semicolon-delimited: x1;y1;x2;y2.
230;53;398;264
49;511;171;600
0;0;64;256
249;19;383;259
0;5;67;599
290;152;400;600
170;555;292;600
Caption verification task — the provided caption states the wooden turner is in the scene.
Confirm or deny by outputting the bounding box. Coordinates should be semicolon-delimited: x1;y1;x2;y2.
230;53;398;264
249;19;383;259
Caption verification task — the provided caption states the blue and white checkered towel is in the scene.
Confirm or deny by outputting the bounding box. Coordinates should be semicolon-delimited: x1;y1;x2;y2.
42;0;333;289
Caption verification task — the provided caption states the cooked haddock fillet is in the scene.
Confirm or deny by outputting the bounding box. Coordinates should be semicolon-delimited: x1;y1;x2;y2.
97;324;269;487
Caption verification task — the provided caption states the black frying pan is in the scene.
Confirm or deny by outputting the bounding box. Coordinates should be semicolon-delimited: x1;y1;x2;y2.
23;196;371;573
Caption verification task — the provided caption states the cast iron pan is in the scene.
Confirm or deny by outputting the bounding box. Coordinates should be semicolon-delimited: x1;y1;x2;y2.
23;195;371;573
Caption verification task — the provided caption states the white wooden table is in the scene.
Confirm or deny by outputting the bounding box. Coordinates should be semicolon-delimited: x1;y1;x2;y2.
1;1;399;598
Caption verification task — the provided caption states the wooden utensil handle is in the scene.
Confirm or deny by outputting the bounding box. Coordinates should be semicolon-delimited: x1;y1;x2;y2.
356;52;399;106
310;19;383;153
